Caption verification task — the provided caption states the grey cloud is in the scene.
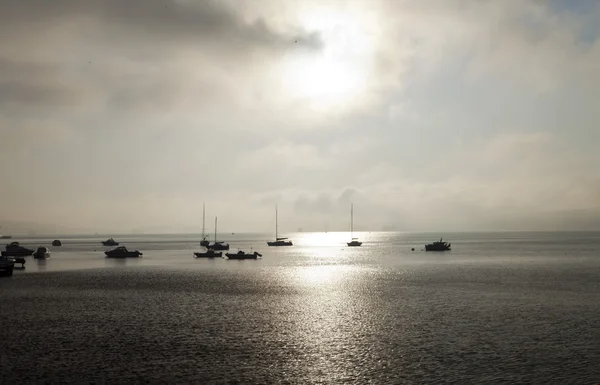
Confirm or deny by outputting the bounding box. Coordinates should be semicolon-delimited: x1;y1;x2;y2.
0;0;323;114
0;0;322;52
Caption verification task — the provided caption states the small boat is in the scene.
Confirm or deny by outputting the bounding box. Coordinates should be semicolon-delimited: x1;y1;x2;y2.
52;240;62;246
0;256;15;276
425;238;451;251
102;238;119;246
33;247;51;259
105;246;143;258
225;250;262;260
207;216;229;250
2;242;34;257
267;205;293;246
347;203;362;247
193;249;222;258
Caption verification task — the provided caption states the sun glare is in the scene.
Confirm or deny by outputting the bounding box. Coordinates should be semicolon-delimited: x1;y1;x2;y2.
281;7;374;110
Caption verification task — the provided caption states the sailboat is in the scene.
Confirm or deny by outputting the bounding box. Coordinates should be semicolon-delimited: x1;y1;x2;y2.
208;216;230;251
347;203;362;247
267;205;293;246
200;203;209;247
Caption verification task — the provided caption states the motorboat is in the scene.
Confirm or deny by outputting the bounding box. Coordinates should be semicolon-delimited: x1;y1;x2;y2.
194;249;222;258
225;250;262;260
2;242;34;257
267;205;293;246
33;247;51;259
425;238;451;251
52;240;62;246
102;238;119;246
347;239;362;247
105;246;142;258
0;256;15;276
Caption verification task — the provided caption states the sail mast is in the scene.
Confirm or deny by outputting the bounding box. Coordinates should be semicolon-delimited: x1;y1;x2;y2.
350;203;354;239
275;204;278;240
214;216;217;243
202;202;206;239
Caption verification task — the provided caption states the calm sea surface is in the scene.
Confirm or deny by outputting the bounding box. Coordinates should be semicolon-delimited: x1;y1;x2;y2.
1;231;600;384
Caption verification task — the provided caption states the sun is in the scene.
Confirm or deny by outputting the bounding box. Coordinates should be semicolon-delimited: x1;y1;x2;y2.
283;56;362;104
280;7;374;110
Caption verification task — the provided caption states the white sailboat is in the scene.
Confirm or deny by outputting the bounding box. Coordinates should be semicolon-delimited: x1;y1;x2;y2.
267;205;292;246
347;203;362;247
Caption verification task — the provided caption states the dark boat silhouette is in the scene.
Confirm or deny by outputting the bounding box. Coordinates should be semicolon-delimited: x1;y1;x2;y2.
425;238;451;251
2;242;34;257
105;246;142;258
225;250;262;260
194;249;222;258
33;247;51;259
347;204;362;247
0;256;15;276
52;240;62;246
102;238;119;246
267;238;293;246
209;241;230;251
267;205;293;246
207;216;229;250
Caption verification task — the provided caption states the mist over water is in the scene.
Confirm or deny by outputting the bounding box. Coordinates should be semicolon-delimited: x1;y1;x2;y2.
2;232;600;383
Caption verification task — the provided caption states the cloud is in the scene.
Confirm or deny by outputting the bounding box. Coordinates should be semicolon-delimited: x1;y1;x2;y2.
1;0;599;233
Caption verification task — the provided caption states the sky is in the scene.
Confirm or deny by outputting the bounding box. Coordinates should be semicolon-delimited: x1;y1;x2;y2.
1;0;600;234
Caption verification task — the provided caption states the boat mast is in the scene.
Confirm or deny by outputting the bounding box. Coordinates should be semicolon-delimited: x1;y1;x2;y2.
214;216;217;243
350;203;354;239
202;202;206;239
275;204;278;240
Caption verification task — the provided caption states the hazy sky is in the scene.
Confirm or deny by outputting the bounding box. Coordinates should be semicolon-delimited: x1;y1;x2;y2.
1;0;600;234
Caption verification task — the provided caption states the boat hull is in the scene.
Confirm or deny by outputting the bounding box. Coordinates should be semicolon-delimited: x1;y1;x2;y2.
209;242;230;251
347;241;362;247
225;252;262;260
267;241;293;246
424;245;451;251
194;251;222;258
105;252;142;258
102;242;119;246
2;249;34;257
225;254;258;260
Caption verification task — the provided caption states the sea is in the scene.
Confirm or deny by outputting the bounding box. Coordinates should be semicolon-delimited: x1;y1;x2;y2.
1;231;600;384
